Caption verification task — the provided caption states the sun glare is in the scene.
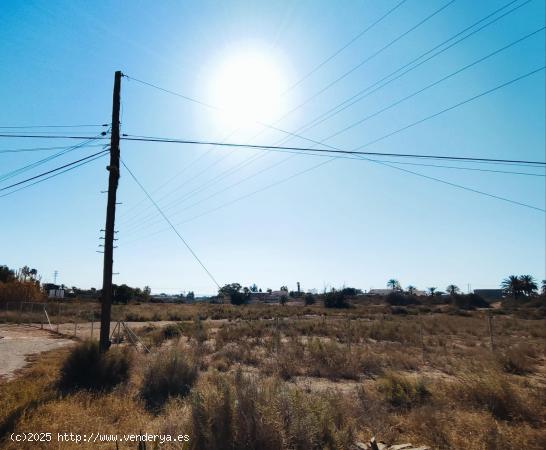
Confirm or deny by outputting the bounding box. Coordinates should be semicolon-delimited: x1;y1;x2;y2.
210;50;286;128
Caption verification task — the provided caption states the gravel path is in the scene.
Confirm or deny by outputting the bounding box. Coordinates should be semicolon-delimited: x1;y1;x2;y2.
0;324;74;381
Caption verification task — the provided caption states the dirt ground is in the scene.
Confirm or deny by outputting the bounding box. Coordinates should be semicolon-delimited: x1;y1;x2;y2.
0;324;74;381
0;321;177;382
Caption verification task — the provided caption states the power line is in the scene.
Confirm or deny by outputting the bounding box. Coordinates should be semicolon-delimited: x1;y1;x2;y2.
121;151;286;235
123;145;545;239
0;143;106;154
0;123;109;129
118;144;253;229
321;26;545;143
163;144;543;176
117;1;537;229
125;65;544;169
120;63;545;235
0;134;108;139
119;0;532;224
108;19;540;232
124;144;544;245
0;136;106;182
0;152;108;198
118;3;539;232
118;56;545;225
122;157;335;245
119;151;267;231
279;0;456;120
0;149;109;192
6;132;542;166
123;0;406;115
119;135;546;166
123;0;457;150
282;0;409;93
289;0;531;138
116;146;218;221
120;2;408;224
121;159;221;289
356;154;545;212
354;65;545;151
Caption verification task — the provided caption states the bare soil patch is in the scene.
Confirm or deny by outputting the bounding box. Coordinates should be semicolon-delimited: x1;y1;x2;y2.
0;324;74;381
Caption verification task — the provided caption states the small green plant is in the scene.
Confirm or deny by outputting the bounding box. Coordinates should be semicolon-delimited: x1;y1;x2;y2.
59;340;132;392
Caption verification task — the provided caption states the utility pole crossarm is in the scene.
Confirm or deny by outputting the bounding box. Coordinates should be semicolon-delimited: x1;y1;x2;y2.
99;70;122;353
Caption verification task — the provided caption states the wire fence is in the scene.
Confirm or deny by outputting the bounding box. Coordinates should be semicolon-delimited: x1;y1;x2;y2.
0;301;151;352
1;301;100;340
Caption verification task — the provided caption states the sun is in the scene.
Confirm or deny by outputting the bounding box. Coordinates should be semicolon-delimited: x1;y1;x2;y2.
209;49;286;128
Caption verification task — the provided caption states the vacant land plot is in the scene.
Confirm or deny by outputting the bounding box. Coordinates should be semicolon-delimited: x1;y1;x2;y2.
0;304;545;449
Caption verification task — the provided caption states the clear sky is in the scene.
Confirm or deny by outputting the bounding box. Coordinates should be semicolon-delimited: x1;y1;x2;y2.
1;0;545;295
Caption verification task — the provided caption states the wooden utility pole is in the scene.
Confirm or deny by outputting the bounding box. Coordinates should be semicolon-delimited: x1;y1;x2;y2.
99;71;122;353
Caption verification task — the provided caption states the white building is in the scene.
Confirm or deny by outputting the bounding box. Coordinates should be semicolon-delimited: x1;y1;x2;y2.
48;289;64;299
368;288;427;296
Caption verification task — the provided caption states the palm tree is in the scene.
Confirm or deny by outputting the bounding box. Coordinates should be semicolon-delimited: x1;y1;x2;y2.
387;279;400;291
446;284;460;296
407;285;416;295
501;275;523;299
542;280;546;296
519;275;538;296
427;287;437;296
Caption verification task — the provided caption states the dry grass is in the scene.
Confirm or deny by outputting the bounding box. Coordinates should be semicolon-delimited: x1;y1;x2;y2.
140;347;199;412
1;306;545;449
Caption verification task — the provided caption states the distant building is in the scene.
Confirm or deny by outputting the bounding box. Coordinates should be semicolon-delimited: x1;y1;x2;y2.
413;290;428;297
249;292;269;302
48;289;64;299
368;288;427;296
473;289;503;300
247;291;287;303
368;289;397;296
150;293;181;303
43;283;64;299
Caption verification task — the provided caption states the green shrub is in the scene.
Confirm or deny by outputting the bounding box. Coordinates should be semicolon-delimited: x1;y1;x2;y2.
390;306;408;315
453;293;489;310
306;338;363;380
124;311;151;321
140;348;199;411
192;316;207;344
304;293;316;305
323;290;350;308
162;323;183;339
59;341;131;392
377;372;429;408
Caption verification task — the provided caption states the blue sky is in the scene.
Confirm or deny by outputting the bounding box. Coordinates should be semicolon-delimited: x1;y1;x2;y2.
1;0;544;295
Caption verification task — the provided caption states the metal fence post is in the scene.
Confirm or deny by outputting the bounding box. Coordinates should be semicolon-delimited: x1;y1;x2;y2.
488;314;495;352
419;315;426;363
